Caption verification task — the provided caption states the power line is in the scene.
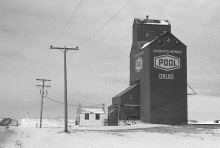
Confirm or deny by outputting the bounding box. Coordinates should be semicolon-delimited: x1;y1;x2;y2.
45;97;78;107
77;0;133;47
42;0;83;73
42;50;51;72
52;0;83;45
44;97;104;108
67;0;133;62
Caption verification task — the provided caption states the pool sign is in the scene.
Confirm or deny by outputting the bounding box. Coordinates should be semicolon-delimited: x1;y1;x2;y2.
135;57;143;72
154;54;180;71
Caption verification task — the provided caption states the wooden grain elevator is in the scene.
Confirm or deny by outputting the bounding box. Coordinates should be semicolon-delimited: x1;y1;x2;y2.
108;16;187;125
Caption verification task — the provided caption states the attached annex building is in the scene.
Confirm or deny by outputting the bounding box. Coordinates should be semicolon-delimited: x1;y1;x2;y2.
108;16;187;125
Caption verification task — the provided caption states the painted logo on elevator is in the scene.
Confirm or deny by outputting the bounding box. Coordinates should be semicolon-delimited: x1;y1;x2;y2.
135;57;143;72
154;54;180;71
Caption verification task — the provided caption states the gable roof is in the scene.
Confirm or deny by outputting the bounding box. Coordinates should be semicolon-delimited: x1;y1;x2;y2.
141;31;186;50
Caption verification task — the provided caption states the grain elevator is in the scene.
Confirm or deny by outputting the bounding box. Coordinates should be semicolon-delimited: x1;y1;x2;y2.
108;16;187;125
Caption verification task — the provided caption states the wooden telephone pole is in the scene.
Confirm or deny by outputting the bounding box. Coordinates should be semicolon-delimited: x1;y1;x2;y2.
50;45;79;132
36;79;51;128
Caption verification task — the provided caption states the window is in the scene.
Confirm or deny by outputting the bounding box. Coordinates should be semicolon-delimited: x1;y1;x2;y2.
96;114;100;120
85;114;89;120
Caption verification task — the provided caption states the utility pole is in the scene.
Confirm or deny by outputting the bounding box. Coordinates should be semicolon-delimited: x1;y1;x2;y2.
50;45;79;132
36;79;51;128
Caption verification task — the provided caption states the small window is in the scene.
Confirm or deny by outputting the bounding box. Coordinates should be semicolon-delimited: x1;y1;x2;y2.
96;114;100;120
85;114;89;120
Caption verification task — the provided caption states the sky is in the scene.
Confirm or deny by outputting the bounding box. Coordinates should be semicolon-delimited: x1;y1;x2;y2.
0;0;220;119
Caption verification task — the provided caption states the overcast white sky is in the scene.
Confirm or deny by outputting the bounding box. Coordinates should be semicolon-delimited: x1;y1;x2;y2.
0;0;220;119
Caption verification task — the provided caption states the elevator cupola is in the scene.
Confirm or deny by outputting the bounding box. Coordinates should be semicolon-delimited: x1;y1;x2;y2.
132;16;171;44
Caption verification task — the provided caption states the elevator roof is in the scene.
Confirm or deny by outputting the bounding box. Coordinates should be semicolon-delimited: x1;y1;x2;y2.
135;18;170;26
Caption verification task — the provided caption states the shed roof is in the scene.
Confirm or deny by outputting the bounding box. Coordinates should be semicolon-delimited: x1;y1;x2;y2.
113;83;139;98
79;107;105;114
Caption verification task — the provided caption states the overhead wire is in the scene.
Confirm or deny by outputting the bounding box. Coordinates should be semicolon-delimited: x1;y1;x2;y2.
45;97;78;107
42;50;51;73
41;0;133;108
51;0;83;45
65;0;133;99
76;0;133;47
44;97;104;108
42;0;83;73
67;0;133;62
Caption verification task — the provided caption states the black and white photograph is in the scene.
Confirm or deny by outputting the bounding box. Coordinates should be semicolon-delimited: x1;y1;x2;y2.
1;0;220;147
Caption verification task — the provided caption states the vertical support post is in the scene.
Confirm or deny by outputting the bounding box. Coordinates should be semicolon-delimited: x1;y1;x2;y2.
64;47;68;132
36;79;51;128
117;105;120;126
40;80;45;128
103;103;105;113
50;45;79;132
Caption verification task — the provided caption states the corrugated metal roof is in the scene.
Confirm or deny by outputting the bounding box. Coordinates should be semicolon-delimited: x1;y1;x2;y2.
80;107;105;114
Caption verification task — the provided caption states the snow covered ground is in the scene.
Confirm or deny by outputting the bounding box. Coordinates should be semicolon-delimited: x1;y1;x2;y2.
1;119;220;148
